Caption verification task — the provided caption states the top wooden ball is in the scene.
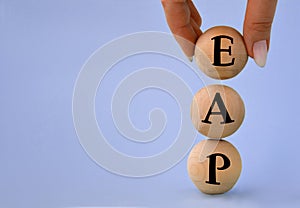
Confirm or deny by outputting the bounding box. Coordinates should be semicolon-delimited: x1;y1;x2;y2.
194;26;248;80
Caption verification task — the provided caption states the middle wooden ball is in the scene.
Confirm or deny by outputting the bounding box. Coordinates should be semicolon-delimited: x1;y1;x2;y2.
191;84;245;139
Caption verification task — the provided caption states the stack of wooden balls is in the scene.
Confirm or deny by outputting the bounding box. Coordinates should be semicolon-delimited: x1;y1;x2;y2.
187;26;248;195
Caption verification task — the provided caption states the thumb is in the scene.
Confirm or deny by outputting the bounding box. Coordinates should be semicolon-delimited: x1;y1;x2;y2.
243;0;277;67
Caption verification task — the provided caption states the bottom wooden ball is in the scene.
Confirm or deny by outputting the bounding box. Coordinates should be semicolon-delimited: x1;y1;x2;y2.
187;139;242;194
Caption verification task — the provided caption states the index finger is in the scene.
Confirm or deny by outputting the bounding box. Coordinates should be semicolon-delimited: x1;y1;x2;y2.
161;0;202;58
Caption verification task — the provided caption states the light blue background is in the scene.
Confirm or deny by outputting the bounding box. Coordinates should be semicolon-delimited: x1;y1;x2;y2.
1;0;300;207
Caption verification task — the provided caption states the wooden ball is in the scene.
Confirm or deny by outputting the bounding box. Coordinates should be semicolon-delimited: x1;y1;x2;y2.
194;26;248;80
187;139;242;195
191;84;245;139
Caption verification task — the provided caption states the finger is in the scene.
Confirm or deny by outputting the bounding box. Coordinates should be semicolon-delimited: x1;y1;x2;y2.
243;0;277;59
173;24;200;58
161;0;201;58
191;18;203;37
187;0;202;26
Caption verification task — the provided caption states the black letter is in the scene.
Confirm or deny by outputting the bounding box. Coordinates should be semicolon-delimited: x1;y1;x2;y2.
202;92;234;124
211;35;235;66
206;153;231;185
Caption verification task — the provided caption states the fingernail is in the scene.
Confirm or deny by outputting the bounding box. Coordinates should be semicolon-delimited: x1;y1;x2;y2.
253;40;268;67
188;56;193;62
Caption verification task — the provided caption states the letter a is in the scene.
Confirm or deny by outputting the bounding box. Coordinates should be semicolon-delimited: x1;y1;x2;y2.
202;92;234;124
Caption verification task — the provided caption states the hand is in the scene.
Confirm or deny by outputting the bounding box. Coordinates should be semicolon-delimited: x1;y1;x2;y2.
161;0;278;67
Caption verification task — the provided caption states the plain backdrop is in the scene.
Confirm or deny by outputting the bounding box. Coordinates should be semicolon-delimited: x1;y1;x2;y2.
1;0;300;207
